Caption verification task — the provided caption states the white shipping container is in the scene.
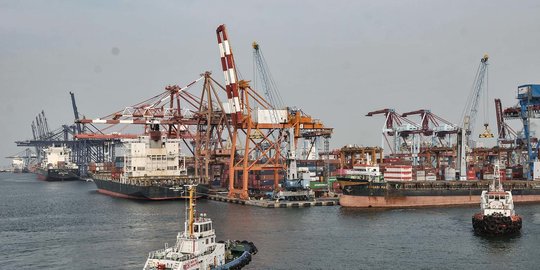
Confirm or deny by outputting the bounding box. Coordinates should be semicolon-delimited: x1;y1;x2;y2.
506;169;513;179
386;167;413;173
534;162;540;180
254;109;288;124
444;168;456;180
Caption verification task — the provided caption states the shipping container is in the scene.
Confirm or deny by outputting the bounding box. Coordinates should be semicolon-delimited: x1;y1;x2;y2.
444;168;456;181
467;169;477;180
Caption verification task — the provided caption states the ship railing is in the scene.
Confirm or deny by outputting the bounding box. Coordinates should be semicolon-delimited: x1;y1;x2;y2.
147;245;217;262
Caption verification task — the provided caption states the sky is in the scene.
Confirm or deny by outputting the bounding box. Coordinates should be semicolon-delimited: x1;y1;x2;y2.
1;0;540;166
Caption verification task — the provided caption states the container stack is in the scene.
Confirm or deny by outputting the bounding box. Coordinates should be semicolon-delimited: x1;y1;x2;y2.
384;165;412;181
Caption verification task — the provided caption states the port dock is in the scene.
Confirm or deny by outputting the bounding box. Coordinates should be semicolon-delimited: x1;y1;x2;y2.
207;193;339;208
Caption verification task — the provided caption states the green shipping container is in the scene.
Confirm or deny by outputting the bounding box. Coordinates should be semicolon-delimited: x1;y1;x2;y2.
310;182;329;189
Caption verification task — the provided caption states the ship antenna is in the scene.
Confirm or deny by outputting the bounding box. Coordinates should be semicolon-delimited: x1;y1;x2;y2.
493;161;501;192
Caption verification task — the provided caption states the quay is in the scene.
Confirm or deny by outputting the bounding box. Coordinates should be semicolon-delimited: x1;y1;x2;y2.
206;193;339;208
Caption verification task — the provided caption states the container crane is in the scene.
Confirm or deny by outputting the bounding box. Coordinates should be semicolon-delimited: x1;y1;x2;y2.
401;109;459;142
216;25;332;199
366;108;420;155
514;85;540;179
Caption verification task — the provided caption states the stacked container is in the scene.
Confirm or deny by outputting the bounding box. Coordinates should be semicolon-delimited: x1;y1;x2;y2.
384;165;412;181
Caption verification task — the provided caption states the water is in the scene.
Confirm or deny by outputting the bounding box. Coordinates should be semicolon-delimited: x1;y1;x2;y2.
2;173;540;270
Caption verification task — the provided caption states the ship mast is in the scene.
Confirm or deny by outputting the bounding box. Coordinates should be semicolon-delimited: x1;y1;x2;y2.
491;162;502;192
187;185;196;237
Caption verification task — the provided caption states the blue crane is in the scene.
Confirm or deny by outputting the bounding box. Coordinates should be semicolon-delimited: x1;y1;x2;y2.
517;84;540;179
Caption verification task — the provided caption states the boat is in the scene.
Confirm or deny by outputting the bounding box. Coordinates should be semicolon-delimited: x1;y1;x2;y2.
91;125;198;200
339;165;540;208
472;164;522;235
36;145;80;181
11;157;24;173
143;185;257;270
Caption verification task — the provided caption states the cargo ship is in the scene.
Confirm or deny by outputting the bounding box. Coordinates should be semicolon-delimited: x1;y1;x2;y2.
91;125;197;200
36;145;80;181
11;157;24;173
338;165;540;208
143;185;257;270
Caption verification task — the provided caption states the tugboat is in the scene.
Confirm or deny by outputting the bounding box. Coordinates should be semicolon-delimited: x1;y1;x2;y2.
472;164;522;235
143;185;257;270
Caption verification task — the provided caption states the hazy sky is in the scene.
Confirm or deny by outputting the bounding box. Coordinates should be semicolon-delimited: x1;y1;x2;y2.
2;0;540;166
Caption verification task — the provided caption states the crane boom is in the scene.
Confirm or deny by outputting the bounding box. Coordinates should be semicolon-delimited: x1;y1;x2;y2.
216;24;242;127
70;92;82;134
252;41;284;109
462;55;490;146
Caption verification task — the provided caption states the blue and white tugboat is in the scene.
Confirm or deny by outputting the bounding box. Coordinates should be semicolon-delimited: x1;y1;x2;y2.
472;164;522;235
143;185;257;270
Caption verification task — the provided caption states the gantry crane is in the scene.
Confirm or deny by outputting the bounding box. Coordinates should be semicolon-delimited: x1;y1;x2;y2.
401;109;459;144
73;25;332;197
401;109;460;168
216;25;332;199
366;108;421;156
500;85;540;179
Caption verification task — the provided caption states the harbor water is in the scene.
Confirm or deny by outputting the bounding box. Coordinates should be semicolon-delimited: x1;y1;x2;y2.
2;173;540;269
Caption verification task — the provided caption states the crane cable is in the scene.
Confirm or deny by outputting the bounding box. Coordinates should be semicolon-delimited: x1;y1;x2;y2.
484;67;490;126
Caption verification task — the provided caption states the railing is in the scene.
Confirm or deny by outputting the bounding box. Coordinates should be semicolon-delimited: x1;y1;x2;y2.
147;245;217;262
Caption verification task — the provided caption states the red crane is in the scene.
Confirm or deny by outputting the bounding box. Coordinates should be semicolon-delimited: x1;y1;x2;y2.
366;108;420;154
401;109;459;138
494;98;517;145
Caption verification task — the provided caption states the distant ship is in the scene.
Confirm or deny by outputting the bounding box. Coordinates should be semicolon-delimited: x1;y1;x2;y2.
91;125;197;200
11;157;25;173
338;164;540;208
143;185;257;270
36;145;80;181
472;164;522;235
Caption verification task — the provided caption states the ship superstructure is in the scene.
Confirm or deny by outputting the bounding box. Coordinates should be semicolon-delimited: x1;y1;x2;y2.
36;144;79;181
11;157;24;173
92;125;191;200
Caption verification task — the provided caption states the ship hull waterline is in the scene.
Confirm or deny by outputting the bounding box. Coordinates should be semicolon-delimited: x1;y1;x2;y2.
340;193;540;208
93;178;205;200
36;168;80;182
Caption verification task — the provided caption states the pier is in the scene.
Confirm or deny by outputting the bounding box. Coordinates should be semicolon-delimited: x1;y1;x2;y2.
206;193;339;208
